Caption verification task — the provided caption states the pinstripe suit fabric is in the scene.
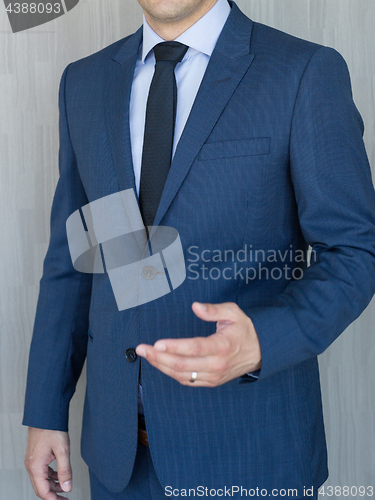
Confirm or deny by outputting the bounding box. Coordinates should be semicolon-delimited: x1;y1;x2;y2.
23;1;375;497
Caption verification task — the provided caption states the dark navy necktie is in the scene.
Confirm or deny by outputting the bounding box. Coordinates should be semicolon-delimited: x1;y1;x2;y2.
138;41;188;391
139;41;189;229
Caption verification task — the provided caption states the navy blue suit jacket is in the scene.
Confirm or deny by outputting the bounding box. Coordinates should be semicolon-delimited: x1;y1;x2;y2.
23;1;375;495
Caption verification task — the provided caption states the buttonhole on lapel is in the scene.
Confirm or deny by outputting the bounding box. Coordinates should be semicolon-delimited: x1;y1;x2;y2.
88;331;94;342
217;76;232;84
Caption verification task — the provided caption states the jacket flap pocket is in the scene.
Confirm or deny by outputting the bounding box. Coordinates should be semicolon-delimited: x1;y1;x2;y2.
198;137;270;161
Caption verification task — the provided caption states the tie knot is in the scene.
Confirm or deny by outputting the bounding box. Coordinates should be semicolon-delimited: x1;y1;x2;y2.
153;41;189;64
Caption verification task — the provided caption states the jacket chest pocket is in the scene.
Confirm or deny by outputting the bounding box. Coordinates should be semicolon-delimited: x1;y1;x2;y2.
197;137;271;161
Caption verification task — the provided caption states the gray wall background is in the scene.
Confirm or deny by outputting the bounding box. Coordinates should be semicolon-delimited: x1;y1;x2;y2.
0;0;374;498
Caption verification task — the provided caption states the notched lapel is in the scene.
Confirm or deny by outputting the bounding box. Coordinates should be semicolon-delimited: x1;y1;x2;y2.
104;27;149;249
104;28;142;198
153;3;255;228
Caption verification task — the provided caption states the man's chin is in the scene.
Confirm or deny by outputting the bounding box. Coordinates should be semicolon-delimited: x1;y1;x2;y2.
138;0;213;26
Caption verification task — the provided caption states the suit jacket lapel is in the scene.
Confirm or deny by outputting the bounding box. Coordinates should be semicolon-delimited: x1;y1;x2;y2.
104;27;142;197
153;2;255;228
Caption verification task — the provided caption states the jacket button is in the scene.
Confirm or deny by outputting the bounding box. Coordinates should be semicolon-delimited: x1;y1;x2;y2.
142;265;157;280
125;348;137;362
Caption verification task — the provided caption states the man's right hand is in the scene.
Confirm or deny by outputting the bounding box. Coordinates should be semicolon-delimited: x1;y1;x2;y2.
24;427;72;500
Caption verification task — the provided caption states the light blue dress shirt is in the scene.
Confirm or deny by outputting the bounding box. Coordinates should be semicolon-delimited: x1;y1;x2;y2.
130;0;258;414
130;0;231;195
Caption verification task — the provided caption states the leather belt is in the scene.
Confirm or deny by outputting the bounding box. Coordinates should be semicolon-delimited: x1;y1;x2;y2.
138;427;149;447
138;414;149;447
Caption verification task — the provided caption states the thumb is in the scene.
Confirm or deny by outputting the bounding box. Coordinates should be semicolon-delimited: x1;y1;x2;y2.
55;446;72;492
192;302;237;323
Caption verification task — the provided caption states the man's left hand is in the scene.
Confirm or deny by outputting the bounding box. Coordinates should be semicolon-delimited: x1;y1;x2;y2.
135;302;262;387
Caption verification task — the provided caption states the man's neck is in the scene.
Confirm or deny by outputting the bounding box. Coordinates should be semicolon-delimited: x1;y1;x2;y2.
143;0;218;41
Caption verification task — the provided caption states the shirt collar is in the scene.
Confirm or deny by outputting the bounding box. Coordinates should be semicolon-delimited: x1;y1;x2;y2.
141;0;231;63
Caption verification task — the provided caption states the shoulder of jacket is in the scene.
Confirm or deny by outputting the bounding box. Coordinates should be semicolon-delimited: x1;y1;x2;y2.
250;20;324;65
65;31;136;75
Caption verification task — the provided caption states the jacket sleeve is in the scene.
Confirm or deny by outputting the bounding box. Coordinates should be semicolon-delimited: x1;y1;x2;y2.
22;63;93;431
242;47;375;382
